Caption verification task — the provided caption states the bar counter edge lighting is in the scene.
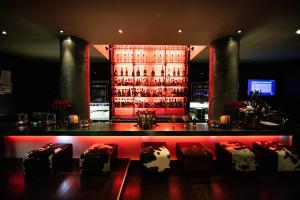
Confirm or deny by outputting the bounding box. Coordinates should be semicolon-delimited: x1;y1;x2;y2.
0;122;296;160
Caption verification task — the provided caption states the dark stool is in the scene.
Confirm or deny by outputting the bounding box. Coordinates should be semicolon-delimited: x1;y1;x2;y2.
80;143;118;175
23;143;73;175
216;141;259;172
253;141;300;172
176;142;213;174
140;142;171;174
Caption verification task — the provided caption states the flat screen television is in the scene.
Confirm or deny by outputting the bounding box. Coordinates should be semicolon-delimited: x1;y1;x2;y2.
247;79;275;96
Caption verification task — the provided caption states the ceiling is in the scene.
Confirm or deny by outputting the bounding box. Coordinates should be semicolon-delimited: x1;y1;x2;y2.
0;0;300;62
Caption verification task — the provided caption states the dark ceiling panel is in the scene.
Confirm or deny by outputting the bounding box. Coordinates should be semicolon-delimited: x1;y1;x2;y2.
0;0;300;62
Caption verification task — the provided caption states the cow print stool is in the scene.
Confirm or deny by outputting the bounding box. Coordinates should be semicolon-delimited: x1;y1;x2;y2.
176;142;213;175
80;143;118;175
23;143;73;175
140;142;171;175
253;141;300;172
216;141;259;173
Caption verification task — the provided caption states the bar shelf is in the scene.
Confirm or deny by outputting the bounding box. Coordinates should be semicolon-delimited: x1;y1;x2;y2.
111;45;188;118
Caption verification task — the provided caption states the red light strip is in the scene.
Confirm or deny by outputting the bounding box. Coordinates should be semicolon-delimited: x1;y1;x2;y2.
5;135;291;160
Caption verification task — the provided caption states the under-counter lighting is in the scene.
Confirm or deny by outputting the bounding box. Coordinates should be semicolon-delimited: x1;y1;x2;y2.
296;29;300;35
2;30;7;35
118;29;123;34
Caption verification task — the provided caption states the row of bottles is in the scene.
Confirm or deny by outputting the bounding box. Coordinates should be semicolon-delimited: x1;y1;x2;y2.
111;45;188;116
113;51;186;63
113;88;188;97
114;98;187;108
114;66;186;77
113;77;188;87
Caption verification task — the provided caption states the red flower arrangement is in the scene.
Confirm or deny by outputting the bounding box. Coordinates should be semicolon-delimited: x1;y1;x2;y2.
51;99;72;110
228;101;247;109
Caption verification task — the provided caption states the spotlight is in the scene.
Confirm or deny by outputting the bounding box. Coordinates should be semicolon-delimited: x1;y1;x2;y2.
118;29;123;34
59;30;64;34
2;31;7;35
237;30;242;34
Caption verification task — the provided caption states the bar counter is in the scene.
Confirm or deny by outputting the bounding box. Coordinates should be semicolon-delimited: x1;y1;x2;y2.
1;122;297;159
0;122;296;136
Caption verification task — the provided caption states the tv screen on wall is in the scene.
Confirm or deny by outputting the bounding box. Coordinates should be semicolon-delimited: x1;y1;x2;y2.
247;79;275;96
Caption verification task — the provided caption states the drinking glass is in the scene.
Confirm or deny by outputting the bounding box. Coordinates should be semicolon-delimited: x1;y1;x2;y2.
181;115;189;127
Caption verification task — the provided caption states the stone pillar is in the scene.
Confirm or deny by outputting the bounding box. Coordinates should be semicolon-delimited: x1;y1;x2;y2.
208;36;239;122
60;36;90;120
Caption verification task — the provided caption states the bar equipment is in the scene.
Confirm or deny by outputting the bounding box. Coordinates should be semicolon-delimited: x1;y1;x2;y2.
16;113;29;126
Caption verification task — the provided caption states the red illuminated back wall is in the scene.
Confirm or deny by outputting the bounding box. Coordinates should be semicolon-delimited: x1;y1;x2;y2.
111;45;189;119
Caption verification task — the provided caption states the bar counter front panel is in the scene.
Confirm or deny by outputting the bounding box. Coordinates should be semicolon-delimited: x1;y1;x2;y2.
1;122;294;160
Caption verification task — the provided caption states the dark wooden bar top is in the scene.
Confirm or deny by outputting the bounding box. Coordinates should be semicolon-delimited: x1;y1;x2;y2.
0;122;297;136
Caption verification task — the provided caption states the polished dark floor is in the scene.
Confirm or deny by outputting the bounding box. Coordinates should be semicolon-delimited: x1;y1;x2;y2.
0;159;129;200
1;160;300;200
121;161;300;200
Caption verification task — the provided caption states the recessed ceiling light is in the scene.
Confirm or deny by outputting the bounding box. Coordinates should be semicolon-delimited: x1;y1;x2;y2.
2;31;7;35
118;29;123;34
296;29;300;35
178;29;182;33
237;30;242;34
59;30;64;34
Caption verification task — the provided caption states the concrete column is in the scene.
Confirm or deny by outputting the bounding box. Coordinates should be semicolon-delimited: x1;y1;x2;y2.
60;36;90;120
208;36;239;122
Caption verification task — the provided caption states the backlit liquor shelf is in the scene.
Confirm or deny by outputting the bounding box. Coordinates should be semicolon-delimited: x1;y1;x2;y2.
111;45;189;118
111;45;187;64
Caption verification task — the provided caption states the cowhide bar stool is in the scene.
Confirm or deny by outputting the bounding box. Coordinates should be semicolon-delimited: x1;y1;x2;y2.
140;142;171;175
216;141;259;173
176;142;213;175
253;141;300;173
80;143;118;175
23;143;73;175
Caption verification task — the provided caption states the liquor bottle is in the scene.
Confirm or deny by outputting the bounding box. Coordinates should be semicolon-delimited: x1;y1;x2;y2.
116;53;119;62
144;66;147;76
137;67;140;76
182;67;186;76
121;67;123;76
151;68;155;77
132;68;135;76
178;100;182;108
173;67;176;77
177;68;180;77
114;68;118;76
125;67;128;76
161;66;164;77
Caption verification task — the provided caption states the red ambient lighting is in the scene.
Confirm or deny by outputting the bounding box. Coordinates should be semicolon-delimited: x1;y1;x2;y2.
5;135;291;160
111;45;189;118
